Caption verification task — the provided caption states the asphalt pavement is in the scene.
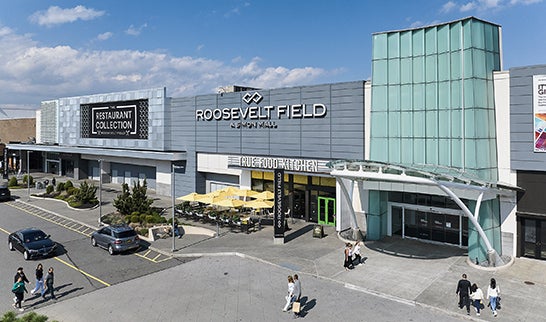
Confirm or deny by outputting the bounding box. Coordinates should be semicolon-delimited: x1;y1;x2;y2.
7;175;546;321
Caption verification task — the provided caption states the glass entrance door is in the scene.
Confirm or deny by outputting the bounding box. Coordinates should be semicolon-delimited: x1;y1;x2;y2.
318;197;336;226
522;218;546;259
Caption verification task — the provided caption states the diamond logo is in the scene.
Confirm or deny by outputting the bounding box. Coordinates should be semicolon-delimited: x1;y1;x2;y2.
242;92;263;104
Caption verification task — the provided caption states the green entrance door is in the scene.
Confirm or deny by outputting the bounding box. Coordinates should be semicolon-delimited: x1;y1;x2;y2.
318;197;336;226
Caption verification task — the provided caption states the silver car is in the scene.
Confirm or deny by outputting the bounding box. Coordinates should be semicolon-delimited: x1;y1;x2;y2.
91;224;140;255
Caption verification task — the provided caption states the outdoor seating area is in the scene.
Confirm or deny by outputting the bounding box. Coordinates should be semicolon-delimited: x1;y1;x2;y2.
175;187;275;234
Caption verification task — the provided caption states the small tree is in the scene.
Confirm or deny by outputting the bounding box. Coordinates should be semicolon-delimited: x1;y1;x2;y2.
8;176;17;187
113;179;154;216
73;181;98;205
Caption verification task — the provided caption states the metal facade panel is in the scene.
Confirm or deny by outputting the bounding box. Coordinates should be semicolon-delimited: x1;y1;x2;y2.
510;65;546;171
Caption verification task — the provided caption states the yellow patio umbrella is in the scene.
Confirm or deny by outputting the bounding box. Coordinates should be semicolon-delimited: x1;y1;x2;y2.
252;191;274;200
233;188;259;198
195;193;226;205
177;192;206;202
244;199;274;209
212;198;245;208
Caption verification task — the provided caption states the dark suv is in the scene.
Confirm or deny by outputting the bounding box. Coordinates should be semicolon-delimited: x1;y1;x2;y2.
91;224;140;255
0;186;11;202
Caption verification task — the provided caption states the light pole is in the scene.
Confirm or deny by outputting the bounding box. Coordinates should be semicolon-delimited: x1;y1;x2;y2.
98;159;103;226
171;163;184;252
26;151;30;201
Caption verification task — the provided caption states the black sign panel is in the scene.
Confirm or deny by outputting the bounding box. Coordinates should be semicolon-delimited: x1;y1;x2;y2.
274;169;285;238
80;99;148;139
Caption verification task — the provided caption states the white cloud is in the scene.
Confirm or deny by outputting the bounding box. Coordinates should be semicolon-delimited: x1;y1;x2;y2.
0;28;327;112
460;2;477;11
440;1;458;13
125;23;148;36
440;0;541;13
97;32;113;41
29;5;105;27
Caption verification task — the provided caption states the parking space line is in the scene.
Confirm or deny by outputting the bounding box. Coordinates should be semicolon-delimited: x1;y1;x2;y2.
54;256;111;287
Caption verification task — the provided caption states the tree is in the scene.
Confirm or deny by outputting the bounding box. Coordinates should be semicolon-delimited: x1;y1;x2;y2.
113;179;154;216
73;181;98;205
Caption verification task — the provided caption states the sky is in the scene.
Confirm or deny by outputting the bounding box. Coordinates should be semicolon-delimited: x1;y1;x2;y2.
0;0;545;118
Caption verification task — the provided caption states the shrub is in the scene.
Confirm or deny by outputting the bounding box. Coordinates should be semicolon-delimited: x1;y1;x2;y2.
145;215;154;223
45;185;54;194
66;187;77;196
64;180;74;189
130;215;140;223
1;311;52;321
56;182;65;192
22;174;34;185
139;214;147;223
138;228;148;236
112;179;154;216
73;181;98;205
8;176;17;187
68;200;82;208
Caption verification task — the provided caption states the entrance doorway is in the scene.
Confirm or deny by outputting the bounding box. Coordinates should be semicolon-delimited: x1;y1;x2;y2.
390;203;466;247
521;218;546;259
318;197;336;226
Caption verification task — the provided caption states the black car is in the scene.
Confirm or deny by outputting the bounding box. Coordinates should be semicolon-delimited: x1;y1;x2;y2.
0;186;11;201
8;228;57;260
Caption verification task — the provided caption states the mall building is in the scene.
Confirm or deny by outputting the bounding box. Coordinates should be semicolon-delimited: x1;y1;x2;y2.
8;16;546;263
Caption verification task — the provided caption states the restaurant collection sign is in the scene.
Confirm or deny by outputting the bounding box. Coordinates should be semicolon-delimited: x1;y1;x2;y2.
81;99;148;139
195;91;327;129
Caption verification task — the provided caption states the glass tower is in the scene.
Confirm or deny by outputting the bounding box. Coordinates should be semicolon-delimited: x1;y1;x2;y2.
370;17;501;181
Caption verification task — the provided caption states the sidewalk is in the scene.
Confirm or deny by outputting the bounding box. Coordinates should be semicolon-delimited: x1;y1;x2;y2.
14;175;546;321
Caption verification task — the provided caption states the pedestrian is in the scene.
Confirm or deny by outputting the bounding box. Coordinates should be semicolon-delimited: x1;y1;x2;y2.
30;263;45;296
487;278;501;317
352;241;363;266
470;283;485;316
13;267;30;304
293;274;302;316
174;221;181;239
51;177;56;188
282;275;295;312
12;277;27;312
456;273;471;315
344;243;354;271
43;267;56;300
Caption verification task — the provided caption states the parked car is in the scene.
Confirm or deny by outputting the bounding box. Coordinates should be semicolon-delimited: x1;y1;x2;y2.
0;185;11;201
91;224;140;255
8;228;57;260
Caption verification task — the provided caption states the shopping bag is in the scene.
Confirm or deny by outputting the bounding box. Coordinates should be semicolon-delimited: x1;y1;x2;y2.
292;301;301;313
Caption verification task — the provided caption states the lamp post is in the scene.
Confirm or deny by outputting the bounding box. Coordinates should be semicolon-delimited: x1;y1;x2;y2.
98;159;103;226
27;151;30;201
171;163;184;252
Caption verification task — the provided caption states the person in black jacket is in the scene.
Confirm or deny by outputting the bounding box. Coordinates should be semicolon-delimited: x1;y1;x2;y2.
43;267;55;300
456;273;472;315
14;267;30;284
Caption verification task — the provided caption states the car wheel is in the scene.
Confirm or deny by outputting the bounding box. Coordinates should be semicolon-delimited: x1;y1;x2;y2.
23;251;30;260
91;237;97;247
108;245;115;255
8;241;14;251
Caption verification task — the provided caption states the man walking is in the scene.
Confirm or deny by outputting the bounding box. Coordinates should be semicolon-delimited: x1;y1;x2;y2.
456;273;472;315
43;267;56;300
13;267;30;304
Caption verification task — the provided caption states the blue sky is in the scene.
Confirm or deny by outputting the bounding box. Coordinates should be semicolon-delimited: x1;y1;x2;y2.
0;0;544;118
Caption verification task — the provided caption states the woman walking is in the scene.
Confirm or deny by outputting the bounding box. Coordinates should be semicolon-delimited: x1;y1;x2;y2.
12;277;28;311
487;278;501;317
352;241;363;266
282;275;295;312
470;283;485;316
30;263;45;296
343;243;354;271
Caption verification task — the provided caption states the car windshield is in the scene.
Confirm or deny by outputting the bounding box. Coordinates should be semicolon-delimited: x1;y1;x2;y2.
114;230;136;238
23;231;48;243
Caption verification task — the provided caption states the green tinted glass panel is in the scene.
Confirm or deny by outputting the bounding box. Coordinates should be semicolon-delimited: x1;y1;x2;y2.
438;110;450;137
389;138;401;163
401;111;413;137
438;53;449;81
450;22;461;50
372;85;387;111
425;55;437;82
413;56;424;83
388;59;400;83
400;31;412;57
414;111;425;137
388;111;401;137
438;25;449;52
426;138;438;164
451;80;461;108
388;33;400;58
451;138;462;168
389;85;400;111
451;109;462;138
464;108;476;138
400;58;412;84
451;52;461;78
401;138;414;164
426;111;438;137
438;82;450;109
463;19;472;49
463;49;474;78
465;139;477;168
371;137;388;161
473;79;488;108
371;111;388;137
425;27;437;55
472;49;487;79
413;84;425;110
425;83;437;110
463;79;475;108
400;85;412;111
472;20;485;49
414;138;425;163
373;60;388;85
373;34;387;59
438;138;451;164
413;29;424;56
473;108;491;138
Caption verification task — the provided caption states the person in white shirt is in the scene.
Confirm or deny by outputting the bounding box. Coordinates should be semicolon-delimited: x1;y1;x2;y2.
282;275;295;312
352;241;363;266
470;283;485;316
487;278;501;317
